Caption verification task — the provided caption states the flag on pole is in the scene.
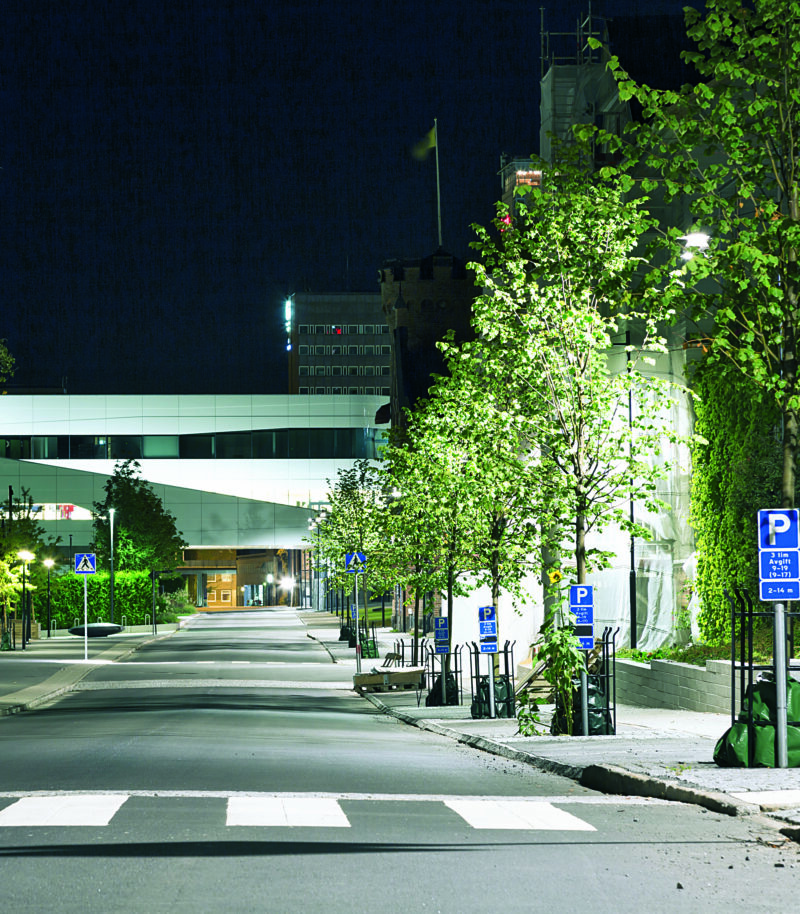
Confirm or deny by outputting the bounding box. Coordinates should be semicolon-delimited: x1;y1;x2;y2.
412;125;437;160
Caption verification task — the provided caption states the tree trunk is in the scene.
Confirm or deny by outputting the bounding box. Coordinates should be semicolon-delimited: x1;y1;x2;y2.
576;508;587;586
413;586;420;665
783;409;798;509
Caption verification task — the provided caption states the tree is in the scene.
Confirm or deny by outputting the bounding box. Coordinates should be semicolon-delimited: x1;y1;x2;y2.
468;160;686;588
465;157;689;728
309;459;387;626
386;348;542;656
0;340;14;390
0;487;60;636
599;0;800;506
93;460;186;572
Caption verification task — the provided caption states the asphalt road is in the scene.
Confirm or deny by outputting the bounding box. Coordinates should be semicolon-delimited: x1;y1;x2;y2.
0;609;798;913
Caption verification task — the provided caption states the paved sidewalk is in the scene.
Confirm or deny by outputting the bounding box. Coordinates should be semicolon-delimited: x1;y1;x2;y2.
0;626;177;715
302;611;800;840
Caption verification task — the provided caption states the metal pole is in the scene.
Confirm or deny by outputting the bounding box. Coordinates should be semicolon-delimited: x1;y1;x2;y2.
775;602;789;768
109;507;115;625
21;563;27;651
47;565;51;638
354;574;361;674
83;575;88;662
580;667;590;736
488;653;496;719
152;571;157;636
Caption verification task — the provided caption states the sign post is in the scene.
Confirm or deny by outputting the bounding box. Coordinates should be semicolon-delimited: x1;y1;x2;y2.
757;509;799;768
570;585;594;736
74;553;97;661
345;553;366;674
478;606;498;718
434;617;450;705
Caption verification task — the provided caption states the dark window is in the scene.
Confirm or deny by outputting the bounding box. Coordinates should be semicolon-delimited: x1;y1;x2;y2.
179;434;215;458
252;430;288;458
71;436;108;459
288;429;310;458
110;436;143;459
216;432;251;459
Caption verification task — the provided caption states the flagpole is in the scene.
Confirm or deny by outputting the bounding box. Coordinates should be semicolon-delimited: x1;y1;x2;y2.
434;118;442;248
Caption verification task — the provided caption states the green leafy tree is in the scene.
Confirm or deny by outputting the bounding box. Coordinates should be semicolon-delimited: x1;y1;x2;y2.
93;460;186;572
309;459;388;625
469;160;686;588
599;0;800;507
0;487;60;631
386;350;542;661
466;157;689;722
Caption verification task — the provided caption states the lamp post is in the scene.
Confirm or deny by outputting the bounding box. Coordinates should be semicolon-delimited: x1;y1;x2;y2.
43;559;54;638
17;550;34;650
266;573;274;606
109;507;115;625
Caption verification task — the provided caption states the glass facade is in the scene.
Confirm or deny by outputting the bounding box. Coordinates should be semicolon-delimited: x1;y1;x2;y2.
2;428;387;461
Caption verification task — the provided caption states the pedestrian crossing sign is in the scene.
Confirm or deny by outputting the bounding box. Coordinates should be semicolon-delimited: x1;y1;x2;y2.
74;553;97;574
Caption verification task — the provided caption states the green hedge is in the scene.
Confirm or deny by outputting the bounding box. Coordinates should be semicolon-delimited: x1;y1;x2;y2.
690;360;784;643
41;571;167;628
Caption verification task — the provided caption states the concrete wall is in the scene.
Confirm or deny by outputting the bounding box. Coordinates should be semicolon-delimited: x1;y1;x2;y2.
615;657;742;715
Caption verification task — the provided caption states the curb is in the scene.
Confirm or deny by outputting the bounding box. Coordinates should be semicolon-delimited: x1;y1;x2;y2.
0;629;177;716
363;692;766;821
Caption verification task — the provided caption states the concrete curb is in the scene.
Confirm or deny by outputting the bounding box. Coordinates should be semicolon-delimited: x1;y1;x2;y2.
0;629;177;716
363;692;767;820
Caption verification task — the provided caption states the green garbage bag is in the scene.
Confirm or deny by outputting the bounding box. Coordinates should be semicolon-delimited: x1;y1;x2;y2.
714;677;800;767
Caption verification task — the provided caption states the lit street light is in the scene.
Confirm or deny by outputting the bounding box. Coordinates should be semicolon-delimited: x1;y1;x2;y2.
17;550;35;650
43;558;55;638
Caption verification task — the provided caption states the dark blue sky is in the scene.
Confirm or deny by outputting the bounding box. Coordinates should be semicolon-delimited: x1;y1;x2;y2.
1;0;698;394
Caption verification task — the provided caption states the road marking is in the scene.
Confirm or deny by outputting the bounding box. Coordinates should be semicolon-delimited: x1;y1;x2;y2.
444;799;596;831
0;794;128;827
0;793;661;830
227;797;350;828
0;790;669;805
72;679;351;691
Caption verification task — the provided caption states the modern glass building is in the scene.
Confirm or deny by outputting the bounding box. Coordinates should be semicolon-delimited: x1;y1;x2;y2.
0;393;389;554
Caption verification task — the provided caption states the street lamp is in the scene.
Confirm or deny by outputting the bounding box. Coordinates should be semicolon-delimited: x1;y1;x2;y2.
17;550;34;650
43;559;54;638
279;576;296;607
109;507;116;625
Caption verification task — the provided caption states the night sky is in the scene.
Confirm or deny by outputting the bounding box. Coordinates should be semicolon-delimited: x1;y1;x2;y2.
1;0;698;394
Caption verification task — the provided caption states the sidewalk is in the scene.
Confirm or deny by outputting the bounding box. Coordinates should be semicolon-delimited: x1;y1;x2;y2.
303;611;800;840
0;627;177;716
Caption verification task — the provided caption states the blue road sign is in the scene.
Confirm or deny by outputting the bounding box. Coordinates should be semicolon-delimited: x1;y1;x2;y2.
478;606;496;622
434;618;449;641
345;552;366;573
570;584;594;650
479;620;497;637
758;509;800;600
479;641;498;654
434;642;449;654
74;553;96;575
350;604;357;620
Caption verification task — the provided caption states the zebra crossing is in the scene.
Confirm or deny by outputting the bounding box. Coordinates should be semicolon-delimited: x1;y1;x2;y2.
0;791;639;831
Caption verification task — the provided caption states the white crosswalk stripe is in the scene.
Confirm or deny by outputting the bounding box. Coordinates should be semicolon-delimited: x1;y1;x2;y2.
444;799;596;831
0;794;128;827
0;792;632;830
226;796;350;827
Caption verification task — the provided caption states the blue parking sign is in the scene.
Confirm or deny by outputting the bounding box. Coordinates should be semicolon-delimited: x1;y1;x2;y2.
758;509;800;600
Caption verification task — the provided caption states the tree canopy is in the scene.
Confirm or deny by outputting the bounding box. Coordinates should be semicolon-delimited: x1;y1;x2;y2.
93;460;186;572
